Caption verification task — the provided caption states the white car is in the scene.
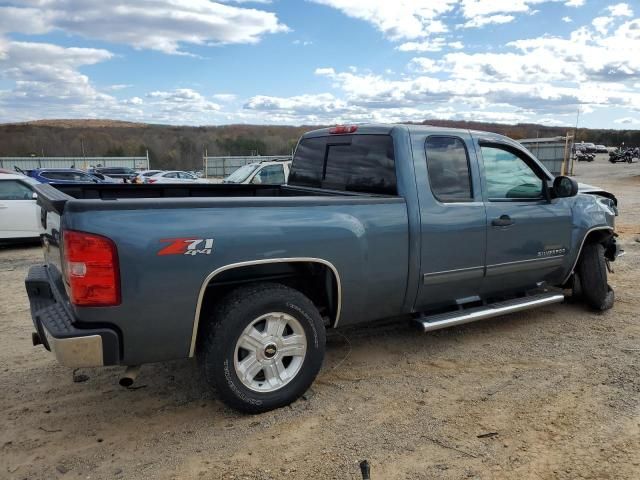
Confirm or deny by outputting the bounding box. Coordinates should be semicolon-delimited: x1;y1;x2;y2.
223;160;291;184
147;170;205;184
134;169;164;184
0;173;41;240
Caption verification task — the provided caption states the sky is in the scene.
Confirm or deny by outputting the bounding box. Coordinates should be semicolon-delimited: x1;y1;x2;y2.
0;0;638;128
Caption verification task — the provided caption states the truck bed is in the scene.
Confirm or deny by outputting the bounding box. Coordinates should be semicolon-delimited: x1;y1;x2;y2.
35;183;395;215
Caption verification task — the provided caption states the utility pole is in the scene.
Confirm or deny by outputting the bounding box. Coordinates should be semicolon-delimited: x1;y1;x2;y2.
571;107;580;175
81;138;87;170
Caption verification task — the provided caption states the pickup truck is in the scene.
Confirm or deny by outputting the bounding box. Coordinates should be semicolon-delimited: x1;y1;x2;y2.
25;124;622;413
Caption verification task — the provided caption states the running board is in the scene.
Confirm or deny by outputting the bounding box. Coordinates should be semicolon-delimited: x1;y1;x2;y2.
416;292;565;332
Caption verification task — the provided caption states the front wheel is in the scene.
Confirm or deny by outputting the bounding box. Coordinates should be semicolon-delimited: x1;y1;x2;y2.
198;283;326;413
576;242;614;311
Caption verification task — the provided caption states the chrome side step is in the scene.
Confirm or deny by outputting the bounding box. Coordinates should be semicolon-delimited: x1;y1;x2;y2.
416;292;565;332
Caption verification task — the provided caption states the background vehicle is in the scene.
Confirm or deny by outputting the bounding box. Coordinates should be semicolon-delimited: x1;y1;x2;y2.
134;170;164;184
27;168;104;184
575;142;597;153
223;160;292;184
26;124;621;413
575;151;594;162
0;173;41;240
147;170;204;183
596;145;608;153
91;166;138;183
609;148;634;163
88;171;119;183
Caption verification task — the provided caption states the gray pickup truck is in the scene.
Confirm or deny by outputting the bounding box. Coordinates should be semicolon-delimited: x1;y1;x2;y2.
26;124;622;413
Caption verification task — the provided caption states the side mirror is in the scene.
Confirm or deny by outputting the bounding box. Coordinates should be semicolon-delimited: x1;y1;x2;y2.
552;176;578;198
32;192;38;200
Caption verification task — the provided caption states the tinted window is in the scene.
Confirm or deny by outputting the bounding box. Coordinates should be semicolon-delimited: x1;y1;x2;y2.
164;172;178;178
42;171;93;181
0;180;33;200
253;165;285;184
425;136;472;202
481;146;543;199
289;135;397;195
289;137;325;188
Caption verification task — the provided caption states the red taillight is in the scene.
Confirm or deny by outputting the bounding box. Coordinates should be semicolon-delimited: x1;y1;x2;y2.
63;230;120;306
147;178;157;184
329;125;357;134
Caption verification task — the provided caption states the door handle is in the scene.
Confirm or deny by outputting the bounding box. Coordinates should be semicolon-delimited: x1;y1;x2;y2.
0;204;8;209
491;215;514;227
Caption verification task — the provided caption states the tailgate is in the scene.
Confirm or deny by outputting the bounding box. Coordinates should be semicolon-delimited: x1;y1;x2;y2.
33;183;72;280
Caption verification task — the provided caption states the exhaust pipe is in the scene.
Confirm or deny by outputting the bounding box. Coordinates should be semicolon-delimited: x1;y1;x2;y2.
119;365;141;387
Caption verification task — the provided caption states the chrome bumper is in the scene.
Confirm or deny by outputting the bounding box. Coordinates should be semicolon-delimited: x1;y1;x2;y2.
41;325;104;368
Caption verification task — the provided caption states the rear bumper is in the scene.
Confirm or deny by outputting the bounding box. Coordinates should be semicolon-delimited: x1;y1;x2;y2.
25;264;120;367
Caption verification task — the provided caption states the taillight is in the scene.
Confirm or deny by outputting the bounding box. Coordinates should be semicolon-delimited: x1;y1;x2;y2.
147;178;157;184
63;230;120;306
329;125;357;134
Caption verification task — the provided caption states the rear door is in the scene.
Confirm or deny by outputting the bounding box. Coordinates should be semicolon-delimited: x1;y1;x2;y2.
414;134;487;310
251;164;285;184
477;141;572;294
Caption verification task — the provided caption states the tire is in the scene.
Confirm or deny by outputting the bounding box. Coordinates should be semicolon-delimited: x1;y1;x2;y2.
576;242;614;311
197;283;326;413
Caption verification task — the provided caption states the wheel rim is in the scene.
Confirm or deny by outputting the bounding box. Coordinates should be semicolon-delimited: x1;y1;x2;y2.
233;312;307;393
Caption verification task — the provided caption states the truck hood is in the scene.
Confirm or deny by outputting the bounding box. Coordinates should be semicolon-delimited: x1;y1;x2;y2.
577;182;618;206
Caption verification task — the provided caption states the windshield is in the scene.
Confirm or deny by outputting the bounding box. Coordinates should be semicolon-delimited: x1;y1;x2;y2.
224;163;259;183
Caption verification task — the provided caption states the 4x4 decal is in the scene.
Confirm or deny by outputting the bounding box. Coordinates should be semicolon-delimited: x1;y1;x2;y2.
158;238;214;256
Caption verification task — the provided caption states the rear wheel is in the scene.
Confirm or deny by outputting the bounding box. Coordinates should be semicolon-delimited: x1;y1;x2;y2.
576;242;614;311
198;283;326;413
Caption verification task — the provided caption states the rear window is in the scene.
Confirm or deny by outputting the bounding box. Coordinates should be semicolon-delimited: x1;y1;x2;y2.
425;136;473;202
289;134;397;195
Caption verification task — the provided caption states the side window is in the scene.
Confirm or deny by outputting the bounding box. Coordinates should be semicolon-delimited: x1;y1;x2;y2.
289;137;325;188
164;172;177;178
425;136;473;202
481;146;543;200
253;165;285;184
73;172;93;181
0;180;33;200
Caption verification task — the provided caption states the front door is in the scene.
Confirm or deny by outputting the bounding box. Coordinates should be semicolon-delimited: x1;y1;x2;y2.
477;141;572;295
414;134;487;311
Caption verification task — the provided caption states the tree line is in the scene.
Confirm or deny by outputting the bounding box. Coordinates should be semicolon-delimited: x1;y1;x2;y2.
0;119;638;171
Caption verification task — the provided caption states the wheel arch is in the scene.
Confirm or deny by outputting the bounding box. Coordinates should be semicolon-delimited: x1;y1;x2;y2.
563;226;614;285
189;258;341;357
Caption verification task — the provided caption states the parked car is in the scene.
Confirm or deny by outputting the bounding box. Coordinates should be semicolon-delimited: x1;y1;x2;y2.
26;124;622;413
146;170;204;183
0;173;41;240
224;160;292;185
134;170;164;184
27;168;104;184
91;167;138;183
595;145;608;153
575;142;597;153
88;172;119;183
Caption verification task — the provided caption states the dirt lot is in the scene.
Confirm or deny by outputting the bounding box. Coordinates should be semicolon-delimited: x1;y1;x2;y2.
1;155;639;480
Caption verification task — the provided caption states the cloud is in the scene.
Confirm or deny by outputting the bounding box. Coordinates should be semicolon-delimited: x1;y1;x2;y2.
463;14;515;28
397;38;447;52
562;16;573;23
614;117;639;124
607;3;633;17
565;0;585;6
308;0;458;40
0;0;288;55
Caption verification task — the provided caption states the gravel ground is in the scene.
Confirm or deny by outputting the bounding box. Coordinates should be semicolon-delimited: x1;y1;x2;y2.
1;154;639;480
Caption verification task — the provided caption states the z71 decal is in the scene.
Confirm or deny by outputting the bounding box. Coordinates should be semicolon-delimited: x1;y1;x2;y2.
158;238;214;256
